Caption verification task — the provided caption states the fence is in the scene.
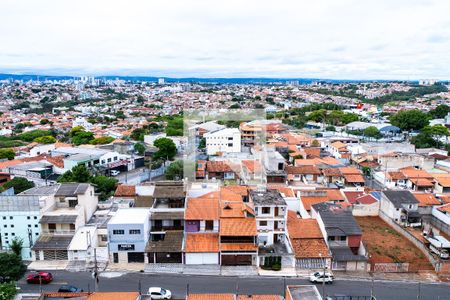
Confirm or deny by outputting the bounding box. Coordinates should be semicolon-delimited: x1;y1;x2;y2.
378;211;438;272
373;262;409;273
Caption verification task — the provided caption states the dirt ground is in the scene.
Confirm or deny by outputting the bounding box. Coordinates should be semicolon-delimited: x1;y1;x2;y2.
356;216;433;270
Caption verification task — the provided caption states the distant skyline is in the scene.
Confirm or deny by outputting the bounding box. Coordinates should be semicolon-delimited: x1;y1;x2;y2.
1;0;450;80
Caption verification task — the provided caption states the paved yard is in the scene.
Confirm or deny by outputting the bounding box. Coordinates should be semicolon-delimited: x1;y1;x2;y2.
356;216;433;271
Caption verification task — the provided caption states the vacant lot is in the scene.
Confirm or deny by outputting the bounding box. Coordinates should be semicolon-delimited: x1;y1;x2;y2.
356;216;433;270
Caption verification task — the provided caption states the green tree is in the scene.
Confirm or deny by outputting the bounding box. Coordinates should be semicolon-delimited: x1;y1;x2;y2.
90;176;117;200
198;138;206;149
363;126;382;139
429;104;450;119
10;238;23;257
40;118;50;125
2;177;35;194
90;136;114;145
0;252;26;281
130;128;146;141
58;165;91;183
153;137;177;161
72;131;94;145
165;117;184;136
0;282;18;300
134;143;146;155
0;149;15;160
165;160;183;180
115;110;126;119
69;126;85;137
390;109;430;131
34;135;56;144
16;129;52;142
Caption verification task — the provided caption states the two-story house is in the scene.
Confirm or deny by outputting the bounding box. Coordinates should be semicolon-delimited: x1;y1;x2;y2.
380;190;421;227
146;181;185;264
311;202;367;271
26;183;98;261
108;208;150;264
184;193;220;265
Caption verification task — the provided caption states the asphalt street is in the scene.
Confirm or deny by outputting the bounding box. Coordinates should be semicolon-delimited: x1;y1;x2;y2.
17;271;450;300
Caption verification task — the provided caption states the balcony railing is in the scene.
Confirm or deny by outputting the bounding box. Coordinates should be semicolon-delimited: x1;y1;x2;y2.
41;230;75;235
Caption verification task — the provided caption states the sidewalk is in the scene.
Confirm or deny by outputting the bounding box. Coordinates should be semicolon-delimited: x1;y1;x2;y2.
259;267;297;277
27;260;69;271
334;270;441;283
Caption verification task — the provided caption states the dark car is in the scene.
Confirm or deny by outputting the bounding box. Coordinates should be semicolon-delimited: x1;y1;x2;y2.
26;272;53;284
58;285;83;293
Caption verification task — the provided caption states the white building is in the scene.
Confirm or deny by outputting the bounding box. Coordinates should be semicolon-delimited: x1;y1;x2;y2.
204;128;241;155
107;208;150;264
72;117;93;130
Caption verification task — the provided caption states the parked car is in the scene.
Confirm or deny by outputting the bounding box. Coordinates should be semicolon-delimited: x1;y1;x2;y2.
309;271;334;284
26;272;53;284
148;287;172;299
334;181;344;188
58;285;84;293
111;170;121;176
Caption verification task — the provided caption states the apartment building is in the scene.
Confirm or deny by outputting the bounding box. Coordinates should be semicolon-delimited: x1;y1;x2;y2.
204;128;241;155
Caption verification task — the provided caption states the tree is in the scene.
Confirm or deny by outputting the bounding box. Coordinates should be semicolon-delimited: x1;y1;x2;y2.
40;118;50;125
90;176;117;200
311;140;320;147
165;117;184;136
10;238;23;257
72;131;94;145
429;104;450;119
58;165;91;183
0;282;18;300
69;126;85;137
34;135;56;144
115;110;125;119
419;125;450;148
134;143;146;155
0;252;26;281
0;149;15;160
16;129;52;142
153;137;177;161
90;136;114;145
165;160;183;180
390;109;430;131
2;177;35;194
363;126;382;139
130;128;146;141
198;138;206;149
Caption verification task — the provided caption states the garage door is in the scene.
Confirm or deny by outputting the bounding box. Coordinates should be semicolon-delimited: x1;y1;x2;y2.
43;250;68;260
186;253;219;265
127;252;145;263
221;254;252;266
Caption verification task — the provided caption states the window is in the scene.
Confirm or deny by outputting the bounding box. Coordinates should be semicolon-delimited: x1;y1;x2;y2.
262;207;270;214
10;225;14;228
205;220;214;231
28;225;31;228
9;217;13;220
11;233;15;236
101;235;108;242
259;221;268;226
113;156;118;161
113;230;125;235
27;216;31;220
34;224;38;228
129;229;141;235
228;143;233;147
107;158;112;163
4;233;8;236
34;216;37;220
3;225;6;228
2;217;5;220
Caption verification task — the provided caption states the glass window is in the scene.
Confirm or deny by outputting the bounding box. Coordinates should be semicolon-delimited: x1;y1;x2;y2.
113;230;125;235
129;229;141;234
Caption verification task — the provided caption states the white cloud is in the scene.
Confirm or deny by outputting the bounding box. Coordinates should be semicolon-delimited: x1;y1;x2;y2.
0;0;449;79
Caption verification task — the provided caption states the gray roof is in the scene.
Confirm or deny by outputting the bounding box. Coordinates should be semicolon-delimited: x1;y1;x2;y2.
331;246;368;262
312;202;362;236
288;286;322;300
250;190;286;206
146;230;183;253
55;183;90;197
151;211;184;220
32;235;73;250
382;190;419;208
153;181;185;199
20;184;60;196
39;215;78;224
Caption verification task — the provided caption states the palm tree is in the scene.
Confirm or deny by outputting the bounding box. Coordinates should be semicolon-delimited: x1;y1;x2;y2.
10;238;23;257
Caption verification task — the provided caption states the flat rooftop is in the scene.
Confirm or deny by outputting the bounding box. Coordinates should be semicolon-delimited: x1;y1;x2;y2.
108;208;150;225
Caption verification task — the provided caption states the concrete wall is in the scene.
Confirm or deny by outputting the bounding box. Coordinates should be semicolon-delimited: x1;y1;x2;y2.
352;203;379;217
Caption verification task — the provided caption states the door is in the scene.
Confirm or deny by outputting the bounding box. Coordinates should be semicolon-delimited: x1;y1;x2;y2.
127;252;145;263
113;253;118;263
221;254;252;266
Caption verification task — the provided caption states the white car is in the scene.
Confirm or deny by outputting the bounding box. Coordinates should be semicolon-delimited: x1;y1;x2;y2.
110;170;120;176
148;287;172;299
309;271;334;284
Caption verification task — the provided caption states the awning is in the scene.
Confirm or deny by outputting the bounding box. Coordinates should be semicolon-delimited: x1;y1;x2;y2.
39;215;77;224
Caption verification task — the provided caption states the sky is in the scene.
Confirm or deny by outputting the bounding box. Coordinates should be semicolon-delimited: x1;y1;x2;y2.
1;0;450;79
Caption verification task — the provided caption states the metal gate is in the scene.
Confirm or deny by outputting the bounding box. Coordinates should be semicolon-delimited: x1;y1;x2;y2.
43;250;68;260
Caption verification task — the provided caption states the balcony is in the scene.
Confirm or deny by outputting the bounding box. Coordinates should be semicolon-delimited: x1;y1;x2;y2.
41;229;75;235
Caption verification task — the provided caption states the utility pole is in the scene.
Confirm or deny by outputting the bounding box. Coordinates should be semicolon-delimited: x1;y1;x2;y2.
93;248;99;292
417;282;421;300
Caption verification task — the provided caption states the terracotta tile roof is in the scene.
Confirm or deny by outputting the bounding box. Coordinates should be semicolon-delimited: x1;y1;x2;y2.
331;141;347;149
268;185;295;198
354;194;378;205
220;202;254;218
287;211;323;239
438;204;450;213
439;194;450;204
343;191;365;204
185;233;219;253
185;197;219;220
303;147;321;158
320;189;345;201
320;156;342;166
322;168;342;177
387;171;406;181
294;158;322;166
291;238;330;258
222;185;249;197
413;178;435;187
432;174;450;187
242;160;263;174
220;218;256;236
343;174;365;183
188;294;234;300
207;161;233;173
286;165;321;175
413;193;441;207
220;243;258;251
87;292;140;300
238;295;281;300
399;167;433;179
45;155;65;168
339;167;362;175
114;184;136;197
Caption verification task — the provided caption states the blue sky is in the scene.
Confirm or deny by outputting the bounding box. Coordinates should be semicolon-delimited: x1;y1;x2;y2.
1;0;450;79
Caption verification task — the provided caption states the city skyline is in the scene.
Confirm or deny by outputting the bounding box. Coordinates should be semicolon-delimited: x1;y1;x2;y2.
1;0;450;80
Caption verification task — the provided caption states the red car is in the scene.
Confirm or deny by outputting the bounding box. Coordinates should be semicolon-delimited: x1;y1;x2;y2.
26;272;53;284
